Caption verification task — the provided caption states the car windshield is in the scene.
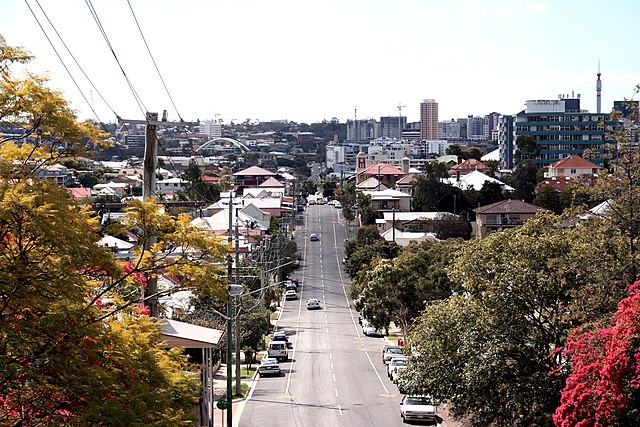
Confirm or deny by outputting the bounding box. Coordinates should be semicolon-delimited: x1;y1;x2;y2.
392;359;408;366
406;396;434;405
262;359;278;366
387;348;403;355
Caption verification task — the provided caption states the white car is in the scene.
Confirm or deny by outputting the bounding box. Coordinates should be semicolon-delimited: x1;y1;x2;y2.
334;201;342;208
399;395;439;423
306;298;321;310
258;357;281;377
387;356;408;378
363;324;385;337
309;233;319;241
382;345;404;364
285;289;297;300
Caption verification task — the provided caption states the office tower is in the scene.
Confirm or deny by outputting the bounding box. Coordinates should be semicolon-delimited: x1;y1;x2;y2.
420;99;438;140
514;97;614;167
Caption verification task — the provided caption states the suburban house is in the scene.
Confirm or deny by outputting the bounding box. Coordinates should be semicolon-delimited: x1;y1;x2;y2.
362;189;411;213
355;152;407;188
545;154;600;179
473;199;548;237
448;158;490;179
356;177;387;192
233;165;277;190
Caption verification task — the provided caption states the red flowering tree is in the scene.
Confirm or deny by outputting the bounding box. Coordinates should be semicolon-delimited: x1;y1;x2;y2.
554;280;640;426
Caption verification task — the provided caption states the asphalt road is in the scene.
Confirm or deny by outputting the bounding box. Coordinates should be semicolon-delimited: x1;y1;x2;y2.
239;204;412;427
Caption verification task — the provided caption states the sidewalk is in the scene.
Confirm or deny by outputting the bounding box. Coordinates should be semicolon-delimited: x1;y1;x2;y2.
211;353;265;427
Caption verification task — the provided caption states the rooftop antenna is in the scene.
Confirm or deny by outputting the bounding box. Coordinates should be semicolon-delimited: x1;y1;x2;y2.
596;60;602;114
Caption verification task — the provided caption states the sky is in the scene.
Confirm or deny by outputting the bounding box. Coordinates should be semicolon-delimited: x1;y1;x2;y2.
2;0;640;125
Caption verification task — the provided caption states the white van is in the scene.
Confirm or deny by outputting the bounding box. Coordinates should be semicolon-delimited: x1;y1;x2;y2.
267;341;289;362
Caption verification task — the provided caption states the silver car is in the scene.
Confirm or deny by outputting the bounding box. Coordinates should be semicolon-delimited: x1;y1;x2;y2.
400;395;439;423
258;357;281;377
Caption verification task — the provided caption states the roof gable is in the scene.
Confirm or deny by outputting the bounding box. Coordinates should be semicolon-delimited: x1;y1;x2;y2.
359;163;406;176
474;199;548;214
550;154;600;170
233;165;277;176
259;177;285;187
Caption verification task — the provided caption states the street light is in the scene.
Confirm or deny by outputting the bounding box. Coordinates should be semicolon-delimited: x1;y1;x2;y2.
225;284;244;427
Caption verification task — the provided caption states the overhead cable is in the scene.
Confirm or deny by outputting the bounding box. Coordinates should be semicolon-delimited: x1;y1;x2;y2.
126;0;184;122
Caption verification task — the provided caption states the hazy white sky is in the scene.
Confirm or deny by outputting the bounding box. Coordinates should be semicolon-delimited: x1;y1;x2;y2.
2;0;639;124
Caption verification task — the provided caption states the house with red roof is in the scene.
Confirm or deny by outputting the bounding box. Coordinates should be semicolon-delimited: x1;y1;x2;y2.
448;158;489;179
545;154;600;179
232;165;277;191
355;152;407;189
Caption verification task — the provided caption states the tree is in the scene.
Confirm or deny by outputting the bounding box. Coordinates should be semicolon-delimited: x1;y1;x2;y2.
554;280;640;427
353;240;462;341
180;159;220;202
508;160;538;203
534;185;565;214
406;215;584;426
0;38;216;425
412;174;469;215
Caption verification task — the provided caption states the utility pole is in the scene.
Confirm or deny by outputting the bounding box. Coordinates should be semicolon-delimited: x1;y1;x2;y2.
234;210;242;395
226;192;233;427
117;111;184;318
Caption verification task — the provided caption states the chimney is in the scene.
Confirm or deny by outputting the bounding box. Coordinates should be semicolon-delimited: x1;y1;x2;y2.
457;156;462;164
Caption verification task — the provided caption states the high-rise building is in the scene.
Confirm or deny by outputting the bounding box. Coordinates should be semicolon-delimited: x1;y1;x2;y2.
380;116;407;139
513;98;615;167
200;119;222;138
467;115;485;140
420;99;438;140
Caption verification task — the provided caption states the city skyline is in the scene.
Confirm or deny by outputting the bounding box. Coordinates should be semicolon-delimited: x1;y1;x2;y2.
2;0;639;125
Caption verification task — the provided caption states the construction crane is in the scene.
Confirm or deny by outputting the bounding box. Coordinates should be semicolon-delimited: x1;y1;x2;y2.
397;103;406;139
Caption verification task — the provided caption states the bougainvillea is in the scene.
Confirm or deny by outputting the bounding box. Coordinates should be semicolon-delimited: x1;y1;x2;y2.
554;280;640;427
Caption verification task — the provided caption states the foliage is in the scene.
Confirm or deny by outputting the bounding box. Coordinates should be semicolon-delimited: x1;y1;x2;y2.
337;181;356;223
412;174;469;215
406;214;587;426
534;185;567;214
344;225;400;280
236;293;271;354
0;179;199;426
554;280;640;427
0;36;109;163
179;159;220;202
353;240;461;340
507;160;538;203
321;176;337;198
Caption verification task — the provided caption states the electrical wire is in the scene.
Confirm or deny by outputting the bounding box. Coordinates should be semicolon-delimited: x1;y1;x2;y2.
126;0;184;122
31;0;119;120
83;0;148;120
24;0;105;125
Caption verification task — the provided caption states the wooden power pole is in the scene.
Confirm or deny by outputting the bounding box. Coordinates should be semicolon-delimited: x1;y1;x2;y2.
117;111;184;317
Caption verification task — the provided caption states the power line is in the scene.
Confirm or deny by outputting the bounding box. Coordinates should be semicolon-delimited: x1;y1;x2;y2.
126;0;183;122
83;0;148;119
24;0;106;124
30;0;118;119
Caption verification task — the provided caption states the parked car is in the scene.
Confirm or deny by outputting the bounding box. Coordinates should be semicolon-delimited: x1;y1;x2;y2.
387;356;408;378
285;290;297;300
267;341;288;362
272;331;293;349
306;298;321;310
258;357;281;377
391;364;408;384
334;201;342;208
285;282;297;291
382;345;404;364
309;233;319;241
399;395;439;423
363;324;385;337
